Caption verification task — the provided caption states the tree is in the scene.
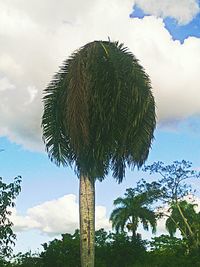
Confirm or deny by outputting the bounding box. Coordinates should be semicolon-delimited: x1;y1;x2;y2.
105;231;146;267
166;200;196;238
143;160;200;202
165;200;200;252
42;40;156;267
0;176;21;257
143;160;200;252
12;251;42;267
110;187;157;239
149;235;189;267
41;230;80;267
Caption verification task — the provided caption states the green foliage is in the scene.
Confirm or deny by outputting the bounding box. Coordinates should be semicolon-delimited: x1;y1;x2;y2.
149;235;200;267
4;228;200;267
0;256;13;267
166;200;197;237
40;229;147;267
7;230;147;267
0;176;21;257
143;160;200;255
41;230;80;267
95;229;147;267
110;183;159;236
165;200;200;254
12;252;42;267
150;234;187;254
42;40;156;182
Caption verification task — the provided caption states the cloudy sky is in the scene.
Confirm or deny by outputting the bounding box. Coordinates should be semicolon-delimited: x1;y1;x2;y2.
1;0;200;253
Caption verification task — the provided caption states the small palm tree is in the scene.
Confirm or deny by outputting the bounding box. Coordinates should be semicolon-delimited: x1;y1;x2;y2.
42;40;156;267
110;188;157;239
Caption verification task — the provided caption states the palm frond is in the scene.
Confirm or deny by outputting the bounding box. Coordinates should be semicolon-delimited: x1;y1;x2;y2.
139;208;157;233
42;60;75;166
113;197;127;206
110;207;129;233
166;216;177;237
110;188;157;235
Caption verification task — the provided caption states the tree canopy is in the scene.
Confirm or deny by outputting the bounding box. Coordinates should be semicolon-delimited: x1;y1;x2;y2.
110;187;158;237
0;176;21;257
42;40;156;182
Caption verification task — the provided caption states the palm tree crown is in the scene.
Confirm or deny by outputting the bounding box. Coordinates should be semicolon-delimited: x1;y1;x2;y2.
110;188;157;237
42;40;156;182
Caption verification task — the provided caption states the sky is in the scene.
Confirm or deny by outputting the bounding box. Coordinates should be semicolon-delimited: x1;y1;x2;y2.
0;0;200;253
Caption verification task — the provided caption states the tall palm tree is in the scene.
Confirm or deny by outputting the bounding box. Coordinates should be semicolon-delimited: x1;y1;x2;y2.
110;188;157;239
42;40;156;267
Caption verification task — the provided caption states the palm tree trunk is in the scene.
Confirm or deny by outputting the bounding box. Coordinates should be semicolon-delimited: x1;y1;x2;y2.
79;175;95;267
131;217;137;241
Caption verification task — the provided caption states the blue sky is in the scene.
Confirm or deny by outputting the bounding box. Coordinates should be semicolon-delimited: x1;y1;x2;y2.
0;0;200;253
131;4;200;43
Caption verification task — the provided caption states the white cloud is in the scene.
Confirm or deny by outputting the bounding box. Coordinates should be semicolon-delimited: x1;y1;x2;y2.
133;0;200;24
0;77;15;91
10;193;200;240
11;194;111;236
0;0;200;150
96;206;111;230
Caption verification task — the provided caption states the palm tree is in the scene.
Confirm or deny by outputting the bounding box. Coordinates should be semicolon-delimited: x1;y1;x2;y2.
110;188;157;239
42;40;156;267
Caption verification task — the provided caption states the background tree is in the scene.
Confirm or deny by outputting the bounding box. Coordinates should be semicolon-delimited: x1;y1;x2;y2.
0;176;21;257
149;235;189;267
143;160;200;201
143;160;200;253
41;229;147;267
12;252;42;267
165;200;200;252
110;186;158;238
42;40;156;267
41;230;80;267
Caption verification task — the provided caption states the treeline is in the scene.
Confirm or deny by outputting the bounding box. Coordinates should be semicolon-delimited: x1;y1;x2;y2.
1;229;199;267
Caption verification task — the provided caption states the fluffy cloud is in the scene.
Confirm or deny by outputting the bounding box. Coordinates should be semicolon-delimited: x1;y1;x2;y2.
10;193;200;238
133;0;199;24
11;194;111;236
0;0;200;150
